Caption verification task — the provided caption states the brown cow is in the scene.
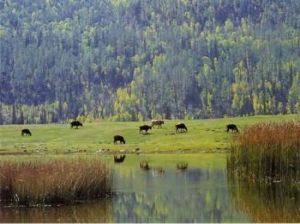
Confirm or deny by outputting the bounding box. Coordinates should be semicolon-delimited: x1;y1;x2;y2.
151;119;165;128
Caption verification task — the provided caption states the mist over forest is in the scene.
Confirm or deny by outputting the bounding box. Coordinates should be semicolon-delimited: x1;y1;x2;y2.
1;0;300;124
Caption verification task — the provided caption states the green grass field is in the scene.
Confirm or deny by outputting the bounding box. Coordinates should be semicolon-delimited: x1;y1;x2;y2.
0;114;299;154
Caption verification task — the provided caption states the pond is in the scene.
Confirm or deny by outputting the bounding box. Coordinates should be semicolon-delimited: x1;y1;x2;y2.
0;154;298;222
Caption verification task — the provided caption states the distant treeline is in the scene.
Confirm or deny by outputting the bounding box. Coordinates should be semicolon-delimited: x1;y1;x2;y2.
1;0;300;124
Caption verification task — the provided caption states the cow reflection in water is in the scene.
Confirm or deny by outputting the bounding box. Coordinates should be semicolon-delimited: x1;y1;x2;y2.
112;168;228;223
1;164;251;222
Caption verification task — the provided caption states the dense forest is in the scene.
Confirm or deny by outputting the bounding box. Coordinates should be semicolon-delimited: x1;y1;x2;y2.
1;0;300;124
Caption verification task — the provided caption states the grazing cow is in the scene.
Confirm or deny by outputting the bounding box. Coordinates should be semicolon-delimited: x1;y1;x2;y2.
139;125;152;134
175;123;188;133
114;154;126;163
114;135;126;144
21;129;32;136
226;124;239;132
151;119;165;128
71;120;83;129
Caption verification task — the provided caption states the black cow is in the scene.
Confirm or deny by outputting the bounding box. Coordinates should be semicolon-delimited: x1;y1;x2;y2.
226;124;239;132
114;154;126;163
71;121;83;129
151;119;165;128
139;125;152;134
21;129;32;136
175;123;188;133
114;135;126;144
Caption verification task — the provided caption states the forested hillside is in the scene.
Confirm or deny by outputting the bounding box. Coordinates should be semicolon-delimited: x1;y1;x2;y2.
1;0;300;124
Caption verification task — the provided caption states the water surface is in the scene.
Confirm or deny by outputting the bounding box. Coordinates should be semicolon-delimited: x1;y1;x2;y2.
0;153;297;222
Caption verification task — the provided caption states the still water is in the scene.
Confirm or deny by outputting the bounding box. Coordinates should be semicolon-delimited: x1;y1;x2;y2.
0;154;298;222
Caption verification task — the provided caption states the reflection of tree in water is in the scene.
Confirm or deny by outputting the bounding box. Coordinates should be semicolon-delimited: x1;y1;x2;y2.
185;169;203;182
112;168;249;222
228;177;300;223
0;166;259;222
0;199;113;223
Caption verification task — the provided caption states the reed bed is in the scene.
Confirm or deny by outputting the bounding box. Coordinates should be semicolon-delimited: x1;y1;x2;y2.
228;122;300;183
0;159;111;206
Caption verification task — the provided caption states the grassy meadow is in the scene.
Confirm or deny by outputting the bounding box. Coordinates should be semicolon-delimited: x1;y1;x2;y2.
1;114;300;154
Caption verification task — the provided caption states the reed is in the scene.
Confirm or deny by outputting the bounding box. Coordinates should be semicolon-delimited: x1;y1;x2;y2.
0;159;111;206
228;122;300;183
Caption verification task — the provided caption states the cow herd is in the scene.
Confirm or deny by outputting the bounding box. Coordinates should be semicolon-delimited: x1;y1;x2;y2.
20;120;239;146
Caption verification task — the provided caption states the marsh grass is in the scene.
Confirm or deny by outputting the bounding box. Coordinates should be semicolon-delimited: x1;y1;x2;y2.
0;159;111;206
228;122;300;182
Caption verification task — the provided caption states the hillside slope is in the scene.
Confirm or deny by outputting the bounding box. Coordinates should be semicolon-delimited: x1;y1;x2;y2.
1;0;300;123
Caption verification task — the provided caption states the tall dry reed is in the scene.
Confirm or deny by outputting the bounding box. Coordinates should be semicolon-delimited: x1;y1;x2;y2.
228;122;300;182
0;159;111;206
